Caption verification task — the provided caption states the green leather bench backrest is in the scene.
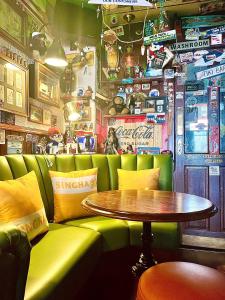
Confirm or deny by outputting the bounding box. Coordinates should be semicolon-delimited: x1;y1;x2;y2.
0;154;173;222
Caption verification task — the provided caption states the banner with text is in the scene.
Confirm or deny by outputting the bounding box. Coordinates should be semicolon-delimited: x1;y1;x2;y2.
88;0;153;6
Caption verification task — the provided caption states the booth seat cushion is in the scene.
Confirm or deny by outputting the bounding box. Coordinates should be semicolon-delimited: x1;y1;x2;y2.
126;221;180;250
25;223;102;300
65;216;130;252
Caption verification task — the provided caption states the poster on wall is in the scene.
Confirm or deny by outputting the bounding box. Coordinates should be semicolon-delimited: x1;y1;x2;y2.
110;119;162;151
0;129;5;144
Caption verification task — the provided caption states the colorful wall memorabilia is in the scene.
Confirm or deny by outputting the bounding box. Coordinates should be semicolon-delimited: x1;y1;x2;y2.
144;29;176;45
182;15;225;28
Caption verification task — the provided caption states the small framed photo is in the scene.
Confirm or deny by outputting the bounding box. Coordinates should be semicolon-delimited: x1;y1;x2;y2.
51;115;57;127
145;99;155;110
142;83;150;90
81;107;91;121
77;88;84;97
29;105;43;124
43;109;52;125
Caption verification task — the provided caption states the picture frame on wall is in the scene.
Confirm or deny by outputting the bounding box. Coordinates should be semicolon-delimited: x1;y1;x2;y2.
51;115;57;127
29;62;60;107
81;107;91;121
29;105;43;124
0;55;28;115
0;0;26;49
43;109;52;126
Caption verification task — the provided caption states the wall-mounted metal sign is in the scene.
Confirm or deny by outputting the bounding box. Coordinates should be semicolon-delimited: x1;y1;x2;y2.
88;0;152;6
169;39;210;51
144;30;176;45
196;63;225;80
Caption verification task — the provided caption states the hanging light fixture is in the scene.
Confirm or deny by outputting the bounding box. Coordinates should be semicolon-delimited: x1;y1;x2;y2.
64;101;82;122
45;39;68;67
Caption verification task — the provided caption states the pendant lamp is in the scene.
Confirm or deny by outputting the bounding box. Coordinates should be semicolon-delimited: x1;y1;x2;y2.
45;39;68;67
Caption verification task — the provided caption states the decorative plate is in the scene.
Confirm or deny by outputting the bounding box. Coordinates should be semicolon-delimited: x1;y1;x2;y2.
149;89;160;97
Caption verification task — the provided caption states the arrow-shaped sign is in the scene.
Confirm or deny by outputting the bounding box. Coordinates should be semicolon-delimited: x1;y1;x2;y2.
88;0;153;7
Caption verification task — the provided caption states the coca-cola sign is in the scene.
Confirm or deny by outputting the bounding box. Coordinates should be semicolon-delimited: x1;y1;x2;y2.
115;125;154;140
111;120;162;149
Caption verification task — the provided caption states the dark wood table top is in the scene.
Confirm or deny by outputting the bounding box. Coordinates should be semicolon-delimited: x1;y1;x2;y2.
82;190;217;222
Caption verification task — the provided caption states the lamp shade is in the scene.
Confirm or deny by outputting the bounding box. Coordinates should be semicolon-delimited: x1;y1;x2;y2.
64;101;82;122
45;39;68;67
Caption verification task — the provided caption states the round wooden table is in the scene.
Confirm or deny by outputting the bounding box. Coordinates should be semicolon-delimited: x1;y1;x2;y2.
82;190;217;276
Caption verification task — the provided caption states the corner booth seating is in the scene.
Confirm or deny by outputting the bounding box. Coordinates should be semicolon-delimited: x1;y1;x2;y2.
0;154;180;300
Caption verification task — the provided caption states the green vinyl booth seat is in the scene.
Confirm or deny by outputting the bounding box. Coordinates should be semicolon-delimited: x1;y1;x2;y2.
0;154;180;300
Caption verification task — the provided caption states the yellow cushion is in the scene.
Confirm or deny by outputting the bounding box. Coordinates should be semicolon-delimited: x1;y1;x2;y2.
49;168;98;222
118;168;160;190
0;171;49;241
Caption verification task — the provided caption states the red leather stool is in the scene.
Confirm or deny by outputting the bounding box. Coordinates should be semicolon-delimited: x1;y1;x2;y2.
136;262;225;300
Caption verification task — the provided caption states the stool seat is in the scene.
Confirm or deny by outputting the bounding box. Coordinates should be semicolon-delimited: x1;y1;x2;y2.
137;262;225;300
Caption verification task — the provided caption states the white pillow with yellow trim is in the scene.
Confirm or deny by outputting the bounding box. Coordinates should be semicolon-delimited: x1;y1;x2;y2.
49;168;98;222
0;171;49;241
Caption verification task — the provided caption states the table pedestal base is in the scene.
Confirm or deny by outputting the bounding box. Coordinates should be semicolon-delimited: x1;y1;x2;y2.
132;221;156;277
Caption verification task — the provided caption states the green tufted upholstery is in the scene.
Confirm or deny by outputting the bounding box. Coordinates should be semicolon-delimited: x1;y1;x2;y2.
0;154;178;300
66;216;129;252
25;224;101;300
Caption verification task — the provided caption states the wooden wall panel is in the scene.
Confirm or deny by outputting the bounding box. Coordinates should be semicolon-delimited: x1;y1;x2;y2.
184;166;209;230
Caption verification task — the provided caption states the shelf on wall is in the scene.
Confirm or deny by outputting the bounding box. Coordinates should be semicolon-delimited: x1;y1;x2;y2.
101;77;164;85
104;114;146;119
0;123;48;135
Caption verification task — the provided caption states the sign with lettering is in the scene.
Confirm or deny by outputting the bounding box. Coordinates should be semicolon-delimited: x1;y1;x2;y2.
182;15;225;29
112;119;162;150
88;0;152;6
209;166;220;176
204;25;225;37
196;64;225;80
144;30;176;45
169;40;210;51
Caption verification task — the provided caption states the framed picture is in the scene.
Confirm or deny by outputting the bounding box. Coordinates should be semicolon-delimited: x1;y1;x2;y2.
43;109;52;125
0;129;5;144
145;98;156;111
0;111;15;125
142;83;150;91
81;107;91;121
0;0;26;49
29;62;60;107
0;55;28;115
29;105;43;123
51;115;57;127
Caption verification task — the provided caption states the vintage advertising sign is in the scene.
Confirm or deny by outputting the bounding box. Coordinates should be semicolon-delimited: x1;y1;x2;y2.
182;15;225;28
88;0;152;6
144;30;176;45
111;119;162;150
196;63;225;80
204;25;225;37
169;39;210;51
